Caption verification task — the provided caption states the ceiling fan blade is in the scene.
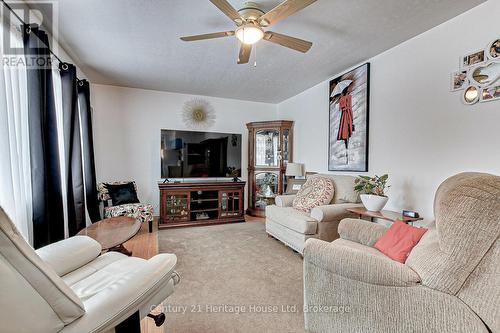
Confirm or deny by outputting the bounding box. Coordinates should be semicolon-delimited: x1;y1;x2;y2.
209;0;244;24
237;43;252;64
180;31;235;41
263;31;312;53
259;0;317;27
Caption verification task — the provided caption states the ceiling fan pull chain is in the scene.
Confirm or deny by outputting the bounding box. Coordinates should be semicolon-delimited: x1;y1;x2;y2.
254;43;257;67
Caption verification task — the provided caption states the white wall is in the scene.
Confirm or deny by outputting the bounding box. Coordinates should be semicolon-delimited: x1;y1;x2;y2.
91;84;277;213
278;0;500;220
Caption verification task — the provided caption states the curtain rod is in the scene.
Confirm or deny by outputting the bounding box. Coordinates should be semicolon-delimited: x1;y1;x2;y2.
1;0;85;84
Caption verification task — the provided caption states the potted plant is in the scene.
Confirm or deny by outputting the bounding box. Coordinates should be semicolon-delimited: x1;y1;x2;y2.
354;174;390;212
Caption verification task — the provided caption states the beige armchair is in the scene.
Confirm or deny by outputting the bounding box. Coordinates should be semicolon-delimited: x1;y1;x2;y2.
266;174;363;254
303;172;500;333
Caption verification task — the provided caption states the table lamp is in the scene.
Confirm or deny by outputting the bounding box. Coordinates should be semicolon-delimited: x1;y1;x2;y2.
285;163;304;178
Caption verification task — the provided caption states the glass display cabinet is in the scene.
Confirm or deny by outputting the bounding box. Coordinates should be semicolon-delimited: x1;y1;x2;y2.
246;121;294;217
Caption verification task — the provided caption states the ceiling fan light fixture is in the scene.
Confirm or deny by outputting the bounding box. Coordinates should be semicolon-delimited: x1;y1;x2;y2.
235;24;264;45
259;18;270;27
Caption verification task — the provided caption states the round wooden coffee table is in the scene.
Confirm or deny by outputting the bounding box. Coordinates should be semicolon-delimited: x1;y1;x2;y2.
78;216;141;256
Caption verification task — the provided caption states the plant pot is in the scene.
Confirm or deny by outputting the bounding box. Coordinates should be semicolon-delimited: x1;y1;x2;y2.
360;194;388;212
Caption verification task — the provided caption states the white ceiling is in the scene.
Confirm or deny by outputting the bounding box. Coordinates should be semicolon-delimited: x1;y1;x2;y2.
33;0;485;103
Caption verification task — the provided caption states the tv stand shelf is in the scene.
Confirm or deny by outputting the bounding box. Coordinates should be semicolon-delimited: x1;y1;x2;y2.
158;181;246;228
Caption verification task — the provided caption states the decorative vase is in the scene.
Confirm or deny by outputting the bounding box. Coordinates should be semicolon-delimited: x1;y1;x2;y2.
360;194;389;212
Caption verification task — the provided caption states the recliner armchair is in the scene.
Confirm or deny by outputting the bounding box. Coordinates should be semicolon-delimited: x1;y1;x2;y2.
303;172;500;333
0;207;179;333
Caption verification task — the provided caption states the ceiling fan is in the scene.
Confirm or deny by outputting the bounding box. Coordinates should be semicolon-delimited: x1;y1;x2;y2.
180;0;317;64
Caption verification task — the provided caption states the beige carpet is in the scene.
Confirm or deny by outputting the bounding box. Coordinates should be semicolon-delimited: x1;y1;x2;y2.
158;221;306;333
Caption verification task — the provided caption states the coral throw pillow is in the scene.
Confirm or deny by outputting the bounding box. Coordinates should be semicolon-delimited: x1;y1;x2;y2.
374;221;427;263
293;176;335;212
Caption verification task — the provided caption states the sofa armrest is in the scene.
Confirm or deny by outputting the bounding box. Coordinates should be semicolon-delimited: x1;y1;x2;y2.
310;203;363;222
338;218;388;247
36;236;102;276
304;238;420;287
275;195;296;207
62;254;178;333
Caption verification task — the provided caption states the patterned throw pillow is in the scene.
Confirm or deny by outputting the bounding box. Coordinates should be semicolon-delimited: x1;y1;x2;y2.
292;176;335;212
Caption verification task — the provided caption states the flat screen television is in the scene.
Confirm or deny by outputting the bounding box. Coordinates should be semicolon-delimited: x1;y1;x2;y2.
161;129;242;179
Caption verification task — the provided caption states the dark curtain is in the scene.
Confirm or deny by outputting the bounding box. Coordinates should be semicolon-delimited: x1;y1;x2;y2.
78;80;101;222
59;63;85;235
23;24;64;248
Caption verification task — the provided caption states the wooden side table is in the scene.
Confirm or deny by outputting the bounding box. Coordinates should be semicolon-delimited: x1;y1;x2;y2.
346;207;423;225
78;216;141;256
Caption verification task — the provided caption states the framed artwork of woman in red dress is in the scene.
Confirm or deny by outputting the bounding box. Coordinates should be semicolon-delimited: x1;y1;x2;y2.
328;63;370;172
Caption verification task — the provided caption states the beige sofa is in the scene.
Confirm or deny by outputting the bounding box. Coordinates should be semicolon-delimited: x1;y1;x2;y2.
266;174;363;254
303;172;500;333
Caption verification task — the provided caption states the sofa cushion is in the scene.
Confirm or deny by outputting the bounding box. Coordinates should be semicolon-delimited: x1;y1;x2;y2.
332;175;360;203
62;252;128;286
293;176;335;212
67;254;148;301
338;218;388;247
304;238;421;286
266;219;316;254
104;203;154;224
309;174;359;204
275;195;296;207
36;236;102;277
266;206;318;234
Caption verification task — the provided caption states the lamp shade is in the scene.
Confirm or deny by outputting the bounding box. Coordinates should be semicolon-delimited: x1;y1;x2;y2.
235;24;264;45
285;163;304;177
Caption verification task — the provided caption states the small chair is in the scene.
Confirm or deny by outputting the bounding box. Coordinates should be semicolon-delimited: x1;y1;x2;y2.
97;181;154;233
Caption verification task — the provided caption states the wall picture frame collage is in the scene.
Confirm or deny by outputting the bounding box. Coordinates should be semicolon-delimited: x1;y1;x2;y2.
452;38;500;104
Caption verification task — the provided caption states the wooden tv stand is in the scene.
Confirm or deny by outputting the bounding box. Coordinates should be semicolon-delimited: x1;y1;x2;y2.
158;181;246;228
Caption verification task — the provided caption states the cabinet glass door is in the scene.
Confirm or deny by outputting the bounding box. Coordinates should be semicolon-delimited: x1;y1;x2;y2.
220;191;241;218
255;172;279;209
255;130;279;167
164;193;189;222
282;128;290;166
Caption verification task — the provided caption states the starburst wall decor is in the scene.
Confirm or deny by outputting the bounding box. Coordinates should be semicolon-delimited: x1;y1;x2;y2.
181;98;216;129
